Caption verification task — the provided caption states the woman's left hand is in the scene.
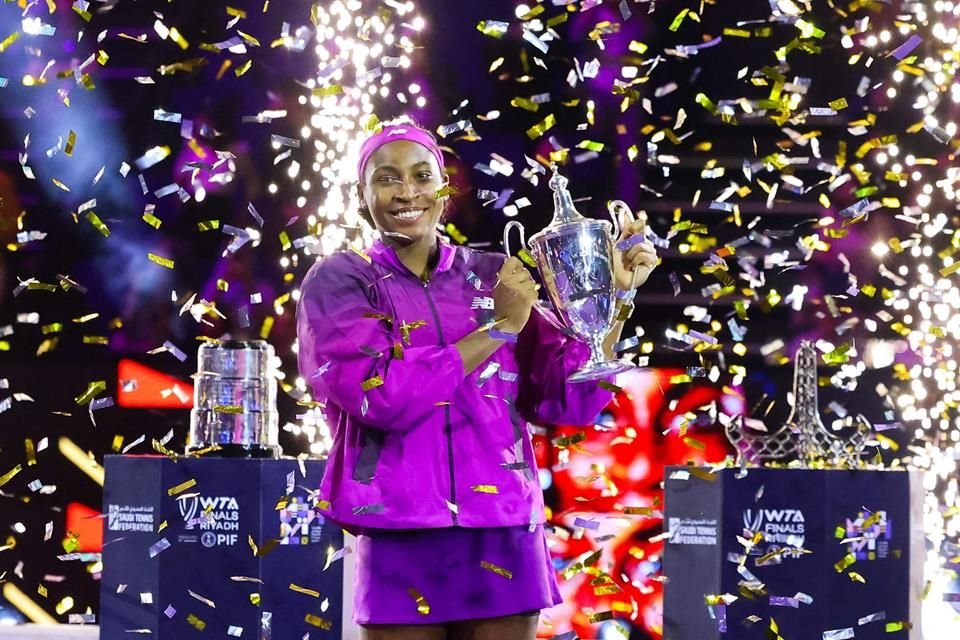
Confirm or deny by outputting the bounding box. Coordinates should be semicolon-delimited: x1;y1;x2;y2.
613;211;658;290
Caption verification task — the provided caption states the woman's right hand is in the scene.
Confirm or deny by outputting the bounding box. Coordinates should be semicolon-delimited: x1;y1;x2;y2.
493;257;540;335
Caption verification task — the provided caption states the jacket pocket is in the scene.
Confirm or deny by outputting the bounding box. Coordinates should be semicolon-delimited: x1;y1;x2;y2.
352;427;385;485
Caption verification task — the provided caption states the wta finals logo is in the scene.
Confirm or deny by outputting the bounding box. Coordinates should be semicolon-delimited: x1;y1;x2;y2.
178;494;241;547
742;508;806;552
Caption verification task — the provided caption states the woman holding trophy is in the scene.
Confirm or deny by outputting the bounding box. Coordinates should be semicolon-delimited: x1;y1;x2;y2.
296;119;658;640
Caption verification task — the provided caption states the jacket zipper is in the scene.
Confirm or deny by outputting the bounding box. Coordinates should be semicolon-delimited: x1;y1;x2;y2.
421;279;458;526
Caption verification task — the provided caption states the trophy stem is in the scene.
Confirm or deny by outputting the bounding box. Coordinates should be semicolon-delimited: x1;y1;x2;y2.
567;335;633;383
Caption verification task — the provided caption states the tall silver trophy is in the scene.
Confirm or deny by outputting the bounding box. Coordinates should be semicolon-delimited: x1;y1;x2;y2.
187;340;281;458
504;166;635;382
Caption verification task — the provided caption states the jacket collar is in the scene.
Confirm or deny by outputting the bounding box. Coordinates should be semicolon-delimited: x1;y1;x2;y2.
368;235;458;278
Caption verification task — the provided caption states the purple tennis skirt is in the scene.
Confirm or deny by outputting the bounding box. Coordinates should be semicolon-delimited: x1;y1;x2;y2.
353;524;562;625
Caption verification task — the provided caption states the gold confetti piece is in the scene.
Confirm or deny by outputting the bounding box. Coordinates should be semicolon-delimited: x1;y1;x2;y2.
0;31;21;53
83;336;109;345
0;465;22;488
829;97;848;110
939;262;960;277
471;485;499;494
197;220;220;231
435;184;458;198
25;439;37;466
289;583;321;598
65;131;77;156
304;614;332;630
143;212;162;229
885;621;910;632
588;611;614;623
279;231;291;251
213;405;244;414
848;571;866;583
516;248;538;268
42;323;62;335
723;28;751;38
480;560;513;579
75;380;106;405
361;375;384;391
260;316;274;340
227;6;247;18
408;588;430;615
167;478;197;496
62;531;79;553
628;40;648;54
235;59;253;77
312;85;343;97
249;593;261;606
511;96;539;112
237;30;261;47
38;584;48;598
834;552;856;573
186;614;206;631
148;253;175;269
526;114;556;140
55;596;74;614
669;8;690;31
577;140;605;152
255;538;279;558
52;178;71;192
599;380;623;393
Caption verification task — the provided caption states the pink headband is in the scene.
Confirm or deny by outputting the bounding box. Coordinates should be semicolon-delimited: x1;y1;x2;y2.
356;123;445;182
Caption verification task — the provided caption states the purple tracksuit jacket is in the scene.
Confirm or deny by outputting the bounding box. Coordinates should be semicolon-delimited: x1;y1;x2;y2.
296;236;613;533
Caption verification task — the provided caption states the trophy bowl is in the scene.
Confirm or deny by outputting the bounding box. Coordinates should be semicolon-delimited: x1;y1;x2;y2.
504;166;635;382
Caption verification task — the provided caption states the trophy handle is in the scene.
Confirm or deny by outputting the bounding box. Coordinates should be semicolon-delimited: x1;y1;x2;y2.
502;220;527;258
606;199;636;238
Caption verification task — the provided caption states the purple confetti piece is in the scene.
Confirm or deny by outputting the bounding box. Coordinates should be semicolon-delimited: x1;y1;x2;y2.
493;188;514;210
770;596;800;608
489;328;519;343
163;605;177;619
148;537;171;558
890;34;922;60
688;330;719;344
858;611;886;625
715;603;727;632
873;422;903;432
162;341;187;362
822;628;855;640
573;517;601;530
616;232;648;251
669;272;682;296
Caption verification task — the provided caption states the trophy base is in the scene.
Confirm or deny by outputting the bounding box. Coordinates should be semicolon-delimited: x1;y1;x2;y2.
186;443;281;459
568;358;633;383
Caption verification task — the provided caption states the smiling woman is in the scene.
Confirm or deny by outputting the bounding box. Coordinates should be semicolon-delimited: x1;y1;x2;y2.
296;119;631;640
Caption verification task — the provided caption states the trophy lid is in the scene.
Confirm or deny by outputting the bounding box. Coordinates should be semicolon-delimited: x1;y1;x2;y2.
547;165;589;226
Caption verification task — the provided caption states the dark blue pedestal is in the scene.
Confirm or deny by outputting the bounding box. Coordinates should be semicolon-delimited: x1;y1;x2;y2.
663;467;923;640
100;455;343;640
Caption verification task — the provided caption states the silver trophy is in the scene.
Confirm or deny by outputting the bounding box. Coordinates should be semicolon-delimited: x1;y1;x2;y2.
187;340;281;458
503;166;635;382
724;341;868;467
